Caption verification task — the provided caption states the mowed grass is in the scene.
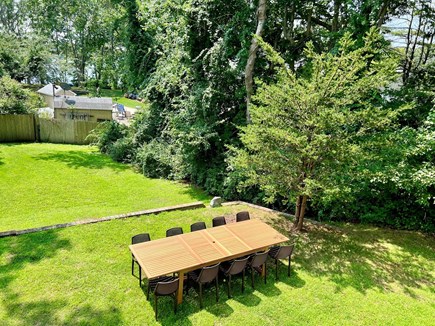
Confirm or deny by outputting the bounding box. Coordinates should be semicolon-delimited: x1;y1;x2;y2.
98;88;148;109
0;204;434;325
0;143;208;231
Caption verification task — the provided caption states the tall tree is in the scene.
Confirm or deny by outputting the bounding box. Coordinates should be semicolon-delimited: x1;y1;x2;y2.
231;29;399;231
245;0;267;123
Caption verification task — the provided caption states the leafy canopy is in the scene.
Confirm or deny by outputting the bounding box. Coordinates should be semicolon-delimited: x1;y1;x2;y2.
231;28;399;206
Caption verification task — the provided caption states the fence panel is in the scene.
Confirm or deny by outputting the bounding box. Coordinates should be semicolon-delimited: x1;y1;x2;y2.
0;115;99;144
39;119;98;144
74;121;99;144
0;115;36;142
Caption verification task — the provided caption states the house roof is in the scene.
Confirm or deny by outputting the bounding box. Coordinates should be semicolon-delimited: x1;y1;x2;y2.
37;83;77;96
37;83;63;96
55;89;76;96
54;96;113;111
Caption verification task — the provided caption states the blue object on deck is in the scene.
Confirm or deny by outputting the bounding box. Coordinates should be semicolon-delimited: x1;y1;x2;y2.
117;104;125;113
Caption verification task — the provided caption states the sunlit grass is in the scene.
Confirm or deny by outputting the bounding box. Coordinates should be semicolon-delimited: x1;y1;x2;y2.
0;143;208;231
0;204;433;325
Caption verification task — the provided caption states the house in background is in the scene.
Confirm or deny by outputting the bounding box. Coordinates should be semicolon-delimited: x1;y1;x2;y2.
54;96;113;122
36;83;77;109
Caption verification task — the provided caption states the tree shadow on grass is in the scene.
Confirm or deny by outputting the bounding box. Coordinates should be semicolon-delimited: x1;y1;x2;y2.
3;295;123;325
34;150;129;171
268;216;435;296
0;230;71;289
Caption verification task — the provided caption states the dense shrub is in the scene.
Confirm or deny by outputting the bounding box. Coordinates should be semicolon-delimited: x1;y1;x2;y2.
87;121;132;160
0;76;42;114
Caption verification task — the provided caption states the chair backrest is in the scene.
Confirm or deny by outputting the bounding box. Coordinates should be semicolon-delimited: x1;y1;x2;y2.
227;257;249;275
236;211;250;222
212;216;226;227
198;263;220;283
131;233;151;244
154;278;179;295
276;245;294;259
250;250;269;268
190;222;206;232
166;227;183;237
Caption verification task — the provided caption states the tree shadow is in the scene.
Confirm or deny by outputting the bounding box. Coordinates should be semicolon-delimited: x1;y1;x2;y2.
285;221;435;296
0;230;71;289
3;295;123;325
33;150;129;171
179;184;211;202
0;230;106;324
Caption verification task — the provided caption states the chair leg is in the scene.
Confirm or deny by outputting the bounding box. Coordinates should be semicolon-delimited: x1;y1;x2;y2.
242;269;245;293
147;281;151;300
264;263;267;284
228;275;232;298
131;259;134;275
174;292;178;314
154;295;158;320
215;277;219;303
199;283;203;309
288;256;291;277
139;267;142;287
275;259;279;280
251;266;255;289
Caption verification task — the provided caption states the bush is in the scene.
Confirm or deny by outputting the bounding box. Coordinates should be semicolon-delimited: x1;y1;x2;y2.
136;140;175;178
87;121;136;163
0;76;42;114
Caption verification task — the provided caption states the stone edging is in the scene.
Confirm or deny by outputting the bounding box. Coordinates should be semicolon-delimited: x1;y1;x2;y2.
0;201;205;238
223;200;339;230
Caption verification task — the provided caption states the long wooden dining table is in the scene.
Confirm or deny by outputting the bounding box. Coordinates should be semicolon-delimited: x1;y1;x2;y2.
129;219;289;303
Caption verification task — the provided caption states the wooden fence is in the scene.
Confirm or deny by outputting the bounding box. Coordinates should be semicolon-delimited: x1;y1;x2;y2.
39;119;99;144
0;115;36;142
0;114;99;144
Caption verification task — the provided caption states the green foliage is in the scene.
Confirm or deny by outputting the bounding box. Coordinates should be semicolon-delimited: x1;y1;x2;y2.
136;139;177;179
87;120;129;155
0;76;42;114
231;29;399;212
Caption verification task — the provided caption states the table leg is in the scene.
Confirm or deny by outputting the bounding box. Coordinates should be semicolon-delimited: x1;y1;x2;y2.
177;271;184;304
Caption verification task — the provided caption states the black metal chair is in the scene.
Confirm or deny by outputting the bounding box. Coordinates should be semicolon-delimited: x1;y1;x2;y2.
236;211;250;222
131;233;151;286
212;216;226;227
268;245;294;280
188;263;220;308
219;256;249;298
166;227;183;237
190;222;206;232
148;276;179;320
247;250;269;288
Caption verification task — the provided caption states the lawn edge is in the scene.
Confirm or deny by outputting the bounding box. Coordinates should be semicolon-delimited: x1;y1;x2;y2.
0;201;205;238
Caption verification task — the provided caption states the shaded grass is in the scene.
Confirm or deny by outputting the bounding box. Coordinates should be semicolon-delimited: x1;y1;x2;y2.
0;205;433;325
0;143;208;231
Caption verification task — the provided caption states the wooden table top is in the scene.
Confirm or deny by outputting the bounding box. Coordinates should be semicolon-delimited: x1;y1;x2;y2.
129;219;289;279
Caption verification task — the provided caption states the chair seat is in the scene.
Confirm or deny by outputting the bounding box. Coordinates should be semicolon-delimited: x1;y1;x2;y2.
148;276;178;291
187;270;200;282
219;262;232;275
268;246;280;258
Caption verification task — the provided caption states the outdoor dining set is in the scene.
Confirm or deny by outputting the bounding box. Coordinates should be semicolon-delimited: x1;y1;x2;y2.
129;211;294;319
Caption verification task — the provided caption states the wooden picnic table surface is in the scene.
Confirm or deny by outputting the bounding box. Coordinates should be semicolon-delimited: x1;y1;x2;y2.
129;219;289;303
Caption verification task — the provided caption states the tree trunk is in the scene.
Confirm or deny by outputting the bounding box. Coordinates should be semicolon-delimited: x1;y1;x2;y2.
245;0;267;123
293;195;308;231
376;0;390;28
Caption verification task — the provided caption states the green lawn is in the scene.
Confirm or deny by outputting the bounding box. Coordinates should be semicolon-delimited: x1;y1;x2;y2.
98;88;148;109
0;204;433;325
0;143;208;231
